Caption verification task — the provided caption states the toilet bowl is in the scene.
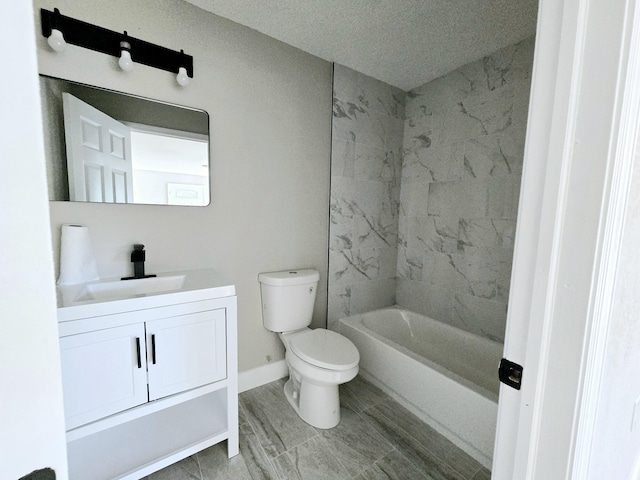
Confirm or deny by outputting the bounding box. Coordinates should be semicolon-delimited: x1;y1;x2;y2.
280;328;359;428
258;269;360;429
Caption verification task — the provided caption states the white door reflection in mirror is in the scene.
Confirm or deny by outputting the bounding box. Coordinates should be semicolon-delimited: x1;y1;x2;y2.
62;94;209;206
63;93;133;203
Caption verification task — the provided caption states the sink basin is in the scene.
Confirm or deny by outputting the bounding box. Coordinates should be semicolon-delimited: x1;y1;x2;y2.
57;269;236;321
75;275;186;302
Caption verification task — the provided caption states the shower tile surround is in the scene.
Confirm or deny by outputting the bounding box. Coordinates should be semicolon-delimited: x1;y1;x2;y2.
329;65;406;328
329;37;534;342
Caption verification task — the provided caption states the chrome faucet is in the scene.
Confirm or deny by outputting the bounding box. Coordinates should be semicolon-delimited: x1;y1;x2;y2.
121;244;156;280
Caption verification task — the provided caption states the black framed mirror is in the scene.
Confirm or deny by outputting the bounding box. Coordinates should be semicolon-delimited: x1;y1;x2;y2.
40;75;210;206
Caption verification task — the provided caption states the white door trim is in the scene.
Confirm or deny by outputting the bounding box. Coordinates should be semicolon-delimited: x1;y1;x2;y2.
571;0;640;476
492;0;586;473
493;0;640;478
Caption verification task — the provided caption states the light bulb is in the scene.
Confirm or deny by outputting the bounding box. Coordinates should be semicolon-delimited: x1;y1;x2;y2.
176;67;190;87
47;29;66;53
118;49;133;72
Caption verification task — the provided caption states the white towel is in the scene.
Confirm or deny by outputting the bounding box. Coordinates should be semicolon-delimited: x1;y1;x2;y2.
57;224;100;285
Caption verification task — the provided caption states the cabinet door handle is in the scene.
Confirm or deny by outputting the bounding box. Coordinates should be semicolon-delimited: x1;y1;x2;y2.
135;337;142;369
151;334;156;364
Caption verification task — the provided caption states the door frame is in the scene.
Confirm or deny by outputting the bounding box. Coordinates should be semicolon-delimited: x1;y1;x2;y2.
493;0;640;478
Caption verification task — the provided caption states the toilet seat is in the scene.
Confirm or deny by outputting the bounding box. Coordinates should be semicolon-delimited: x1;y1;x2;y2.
290;329;359;371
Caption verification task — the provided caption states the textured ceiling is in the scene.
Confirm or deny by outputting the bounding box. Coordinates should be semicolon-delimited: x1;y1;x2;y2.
184;0;538;91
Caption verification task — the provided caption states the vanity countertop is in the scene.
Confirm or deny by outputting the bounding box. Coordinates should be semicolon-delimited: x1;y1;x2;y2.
56;268;235;322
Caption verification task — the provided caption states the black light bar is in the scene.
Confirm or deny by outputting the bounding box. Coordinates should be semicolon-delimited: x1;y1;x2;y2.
40;8;194;79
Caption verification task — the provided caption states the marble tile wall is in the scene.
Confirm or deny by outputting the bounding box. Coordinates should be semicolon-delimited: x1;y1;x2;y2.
329;38;534;341
328;65;406;329
396;37;535;342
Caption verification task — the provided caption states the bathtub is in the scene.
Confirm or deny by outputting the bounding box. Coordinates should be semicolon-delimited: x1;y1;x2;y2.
337;306;503;468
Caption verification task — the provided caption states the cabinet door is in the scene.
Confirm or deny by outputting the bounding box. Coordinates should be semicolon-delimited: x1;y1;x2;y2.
147;309;226;401
60;323;148;430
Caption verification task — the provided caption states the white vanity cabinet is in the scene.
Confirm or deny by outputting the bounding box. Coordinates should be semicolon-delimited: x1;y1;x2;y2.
60;323;148;430
56;270;238;480
146;309;226;400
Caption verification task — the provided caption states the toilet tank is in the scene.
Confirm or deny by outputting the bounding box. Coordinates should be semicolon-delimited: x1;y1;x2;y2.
258;269;320;332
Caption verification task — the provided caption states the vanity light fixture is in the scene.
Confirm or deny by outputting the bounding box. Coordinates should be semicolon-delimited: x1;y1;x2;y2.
118;36;134;72
46;9;66;52
47;28;67;52
176;67;190;86
40;8;194;83
176;49;190;86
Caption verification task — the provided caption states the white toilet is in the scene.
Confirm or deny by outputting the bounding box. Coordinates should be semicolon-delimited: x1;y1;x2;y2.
258;268;360;429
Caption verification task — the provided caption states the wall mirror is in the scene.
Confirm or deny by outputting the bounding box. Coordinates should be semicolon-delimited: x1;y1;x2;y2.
40;75;210;206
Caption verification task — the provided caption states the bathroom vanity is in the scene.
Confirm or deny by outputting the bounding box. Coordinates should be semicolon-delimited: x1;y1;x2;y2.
56;269;238;480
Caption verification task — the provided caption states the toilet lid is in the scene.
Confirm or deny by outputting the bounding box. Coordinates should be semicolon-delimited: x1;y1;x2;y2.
290;329;359;371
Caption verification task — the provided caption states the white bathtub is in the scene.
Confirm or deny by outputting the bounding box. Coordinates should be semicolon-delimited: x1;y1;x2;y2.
337;306;503;468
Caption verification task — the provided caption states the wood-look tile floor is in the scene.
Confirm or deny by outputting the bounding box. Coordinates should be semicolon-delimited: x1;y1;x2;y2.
146;376;491;479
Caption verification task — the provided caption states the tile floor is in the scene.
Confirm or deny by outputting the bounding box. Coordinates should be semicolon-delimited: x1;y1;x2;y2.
146;376;491;479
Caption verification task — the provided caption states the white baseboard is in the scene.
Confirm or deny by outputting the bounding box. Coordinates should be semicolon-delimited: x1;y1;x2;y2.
238;359;289;393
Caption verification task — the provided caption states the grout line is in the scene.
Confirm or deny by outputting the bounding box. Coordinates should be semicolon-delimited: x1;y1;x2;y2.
389;447;434;480
195;451;204;480
316;435;354;478
469;463;489;480
241;415;284;480
349;446;399;479
356;400;464;479
269;443;305;478
282;427;320;455
266;455;283;480
238;401;250;426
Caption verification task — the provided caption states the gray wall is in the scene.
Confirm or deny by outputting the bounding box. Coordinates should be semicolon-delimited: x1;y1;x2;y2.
36;0;333;372
328;64;405;329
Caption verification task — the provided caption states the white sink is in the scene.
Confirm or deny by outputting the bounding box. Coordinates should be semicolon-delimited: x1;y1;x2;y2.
57;269;237;321
75;275;186;302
